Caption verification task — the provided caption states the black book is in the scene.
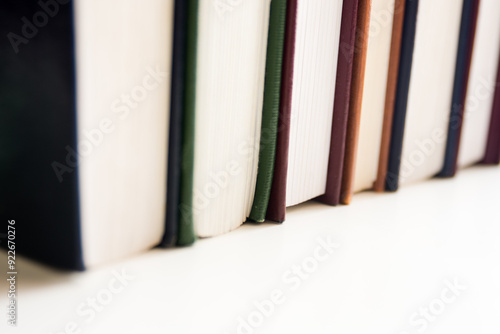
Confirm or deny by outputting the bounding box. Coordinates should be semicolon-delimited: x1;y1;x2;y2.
0;0;175;269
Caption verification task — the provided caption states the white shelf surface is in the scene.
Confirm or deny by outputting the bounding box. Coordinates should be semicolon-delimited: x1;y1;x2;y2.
1;165;500;334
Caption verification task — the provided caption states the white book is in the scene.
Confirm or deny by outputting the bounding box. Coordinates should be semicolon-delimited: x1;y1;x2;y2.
75;0;174;267
353;0;396;193
399;0;463;185
458;0;500;168
192;0;271;237
285;0;343;207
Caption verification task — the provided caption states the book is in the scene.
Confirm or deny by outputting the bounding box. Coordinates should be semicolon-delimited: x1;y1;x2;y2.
484;56;500;165
0;0;174;269
267;0;343;221
176;0;199;246
266;0;298;222
248;0;288;223
351;0;397;195
386;0;463;189
374;0;406;192
339;0;372;204
458;0;500;168
192;0;271;236
319;0;360;205
162;0;198;247
439;0;480;177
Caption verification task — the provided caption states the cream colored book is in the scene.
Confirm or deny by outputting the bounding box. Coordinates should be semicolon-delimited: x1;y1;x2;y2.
75;0;174;267
192;0;271;237
353;0;396;193
399;0;463;185
285;0;343;207
458;0;500;168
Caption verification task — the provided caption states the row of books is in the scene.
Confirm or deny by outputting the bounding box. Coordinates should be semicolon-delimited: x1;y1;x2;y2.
1;0;499;270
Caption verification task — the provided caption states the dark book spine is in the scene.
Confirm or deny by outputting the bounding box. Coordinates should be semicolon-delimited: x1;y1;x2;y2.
318;0;360;205
177;0;198;246
161;0;189;247
0;0;83;270
385;0;420;192
483;55;500;164
439;0;480;177
266;0;298;223
248;0;288;223
374;0;407;192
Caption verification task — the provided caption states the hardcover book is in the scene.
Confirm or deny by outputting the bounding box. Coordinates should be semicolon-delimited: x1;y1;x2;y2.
484;56;500;165
386;0;463;189
0;0;175;269
351;0;397;196
440;0;480;177
319;0;360;205
374;0;406;192
192;0;271;235
267;0;343;221
457;0;500;168
339;0;372;204
248;0;288;223
162;0;198;247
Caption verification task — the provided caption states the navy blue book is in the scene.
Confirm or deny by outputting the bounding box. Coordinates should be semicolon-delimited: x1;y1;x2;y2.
439;0;480;177
0;0;175;269
385;0;420;191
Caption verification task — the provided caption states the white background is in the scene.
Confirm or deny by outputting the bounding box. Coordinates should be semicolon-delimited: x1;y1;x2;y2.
1;165;499;334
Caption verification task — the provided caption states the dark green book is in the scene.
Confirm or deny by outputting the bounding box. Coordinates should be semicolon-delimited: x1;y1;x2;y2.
248;0;288;223
177;0;199;246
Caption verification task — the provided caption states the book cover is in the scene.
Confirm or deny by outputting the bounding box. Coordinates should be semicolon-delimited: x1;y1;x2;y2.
0;1;83;270
439;0;480;177
484;56;500;165
374;0;406;192
266;0;298;223
385;0;419;191
339;0;372;205
162;0;190;247
248;0;288;223
318;0;360;205
177;0;198;246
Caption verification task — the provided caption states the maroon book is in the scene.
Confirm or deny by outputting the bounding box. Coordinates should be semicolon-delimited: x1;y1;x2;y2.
265;0;297;222
483;55;500;164
317;0;360;205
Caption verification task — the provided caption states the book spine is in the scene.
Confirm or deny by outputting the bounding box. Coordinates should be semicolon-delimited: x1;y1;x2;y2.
483;54;500;164
248;0;288;223
340;0;372;205
319;0;361;205
439;0;480;177
162;0;189;247
177;0;199;246
385;0;420;192
266;0;298;223
374;0;407;192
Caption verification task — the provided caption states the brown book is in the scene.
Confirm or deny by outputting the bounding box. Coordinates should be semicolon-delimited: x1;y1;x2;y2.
318;0;360;206
374;0;406;192
266;0;298;222
339;0;372;205
266;0;345;221
483;55;500;165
